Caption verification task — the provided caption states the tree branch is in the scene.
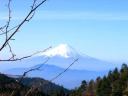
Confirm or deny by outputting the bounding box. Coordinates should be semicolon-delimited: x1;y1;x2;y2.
0;0;47;52
0;46;52;61
50;58;79;82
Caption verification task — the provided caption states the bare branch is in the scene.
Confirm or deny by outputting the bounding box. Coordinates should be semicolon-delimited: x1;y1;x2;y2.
0;46;52;61
4;0;16;60
0;25;19;35
0;25;6;33
18;58;49;84
0;0;47;52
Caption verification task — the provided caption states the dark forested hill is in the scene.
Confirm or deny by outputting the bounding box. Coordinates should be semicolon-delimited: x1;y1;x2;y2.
0;73;70;96
20;77;70;96
0;73;27;96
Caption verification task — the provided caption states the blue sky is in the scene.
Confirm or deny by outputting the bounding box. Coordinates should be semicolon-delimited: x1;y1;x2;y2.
1;0;128;62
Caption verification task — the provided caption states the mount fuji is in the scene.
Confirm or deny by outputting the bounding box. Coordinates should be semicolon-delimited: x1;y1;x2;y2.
1;44;117;88
41;44;78;58
38;44;115;71
1;44;115;71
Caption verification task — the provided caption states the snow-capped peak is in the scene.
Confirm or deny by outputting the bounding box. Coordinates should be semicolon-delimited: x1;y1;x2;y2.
41;44;78;58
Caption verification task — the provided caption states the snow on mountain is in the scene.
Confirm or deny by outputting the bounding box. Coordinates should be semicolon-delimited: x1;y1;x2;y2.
41;44;79;58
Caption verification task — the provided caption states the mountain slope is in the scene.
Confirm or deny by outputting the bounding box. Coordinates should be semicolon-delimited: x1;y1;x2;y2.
21;77;70;96
39;44;116;71
0;73;70;96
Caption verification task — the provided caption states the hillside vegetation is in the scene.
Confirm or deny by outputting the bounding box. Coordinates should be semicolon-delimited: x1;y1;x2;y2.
70;64;128;96
0;73;69;96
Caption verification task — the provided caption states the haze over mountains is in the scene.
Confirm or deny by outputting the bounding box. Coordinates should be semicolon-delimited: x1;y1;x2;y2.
1;44;120;88
5;64;108;89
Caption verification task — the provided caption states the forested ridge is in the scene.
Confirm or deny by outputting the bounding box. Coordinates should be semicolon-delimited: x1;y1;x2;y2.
0;73;69;96
70;64;128;96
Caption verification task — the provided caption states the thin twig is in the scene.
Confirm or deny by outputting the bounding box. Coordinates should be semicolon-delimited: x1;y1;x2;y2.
50;58;79;82
0;25;19;35
0;0;47;52
18;58;49;84
0;46;52;61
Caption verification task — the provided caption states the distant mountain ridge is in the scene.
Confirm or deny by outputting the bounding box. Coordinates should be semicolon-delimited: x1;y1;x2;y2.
5;64;108;89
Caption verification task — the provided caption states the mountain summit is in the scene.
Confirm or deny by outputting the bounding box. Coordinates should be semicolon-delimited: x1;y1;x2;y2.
41;44;78;58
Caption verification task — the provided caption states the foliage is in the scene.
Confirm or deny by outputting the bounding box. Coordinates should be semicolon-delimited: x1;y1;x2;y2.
70;64;128;96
